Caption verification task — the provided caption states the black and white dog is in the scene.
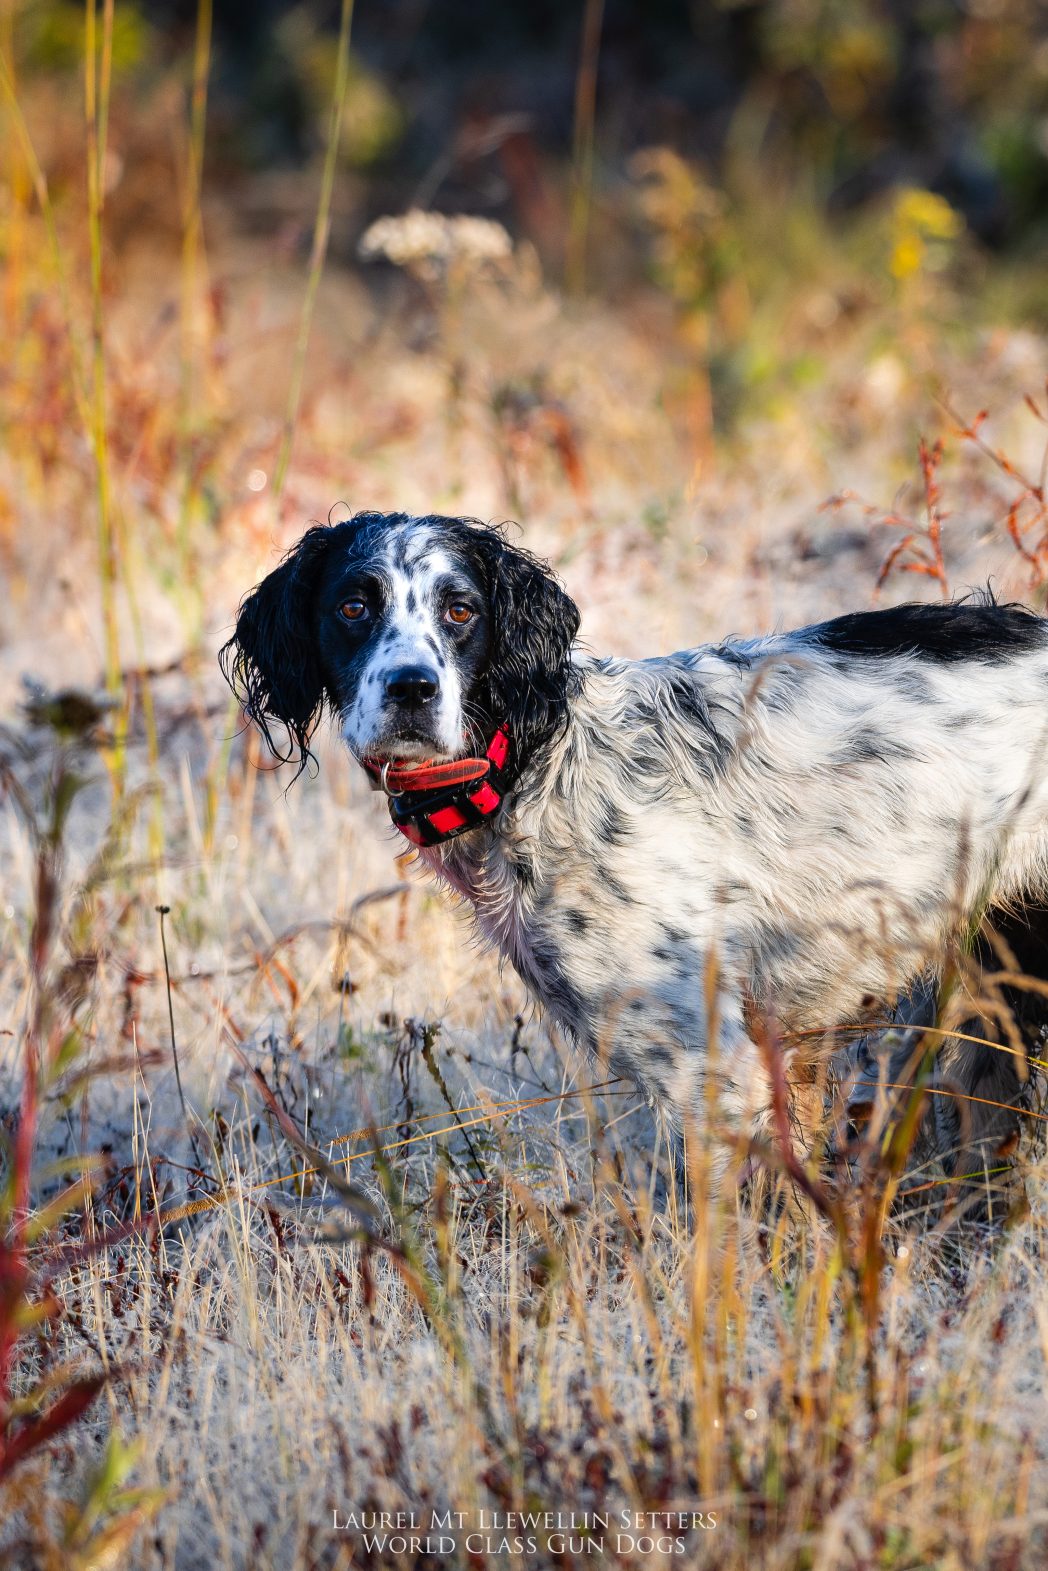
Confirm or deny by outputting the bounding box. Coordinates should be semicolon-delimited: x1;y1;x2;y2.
222;511;1048;1193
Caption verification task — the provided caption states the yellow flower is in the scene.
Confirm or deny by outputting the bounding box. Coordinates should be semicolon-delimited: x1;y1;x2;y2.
894;188;963;241
889;188;963;280
890;233;925;280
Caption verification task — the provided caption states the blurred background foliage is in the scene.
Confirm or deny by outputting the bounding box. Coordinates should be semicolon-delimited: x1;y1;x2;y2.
14;0;1048;241
3;0;1048;690
6;0;1048;425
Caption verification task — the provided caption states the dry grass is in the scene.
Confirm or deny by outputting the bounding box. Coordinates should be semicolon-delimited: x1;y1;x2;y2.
5;28;1048;1571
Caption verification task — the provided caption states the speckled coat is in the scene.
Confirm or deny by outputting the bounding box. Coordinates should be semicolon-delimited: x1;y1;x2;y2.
223;511;1048;1185
427;627;1048;1152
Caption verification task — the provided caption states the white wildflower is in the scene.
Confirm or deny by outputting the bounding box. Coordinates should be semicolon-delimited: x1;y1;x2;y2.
358;208;513;280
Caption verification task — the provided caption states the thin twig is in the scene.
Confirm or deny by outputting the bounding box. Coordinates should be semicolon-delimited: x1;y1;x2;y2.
156;904;204;1170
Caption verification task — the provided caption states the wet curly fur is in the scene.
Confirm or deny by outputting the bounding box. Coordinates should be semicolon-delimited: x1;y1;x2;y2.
223;511;1048;1203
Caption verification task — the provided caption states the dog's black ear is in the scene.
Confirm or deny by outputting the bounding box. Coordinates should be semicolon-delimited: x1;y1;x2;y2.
220;526;335;771
471;526;580;761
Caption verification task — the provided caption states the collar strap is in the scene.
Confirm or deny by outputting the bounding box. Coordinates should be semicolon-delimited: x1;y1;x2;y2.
362;725;514;847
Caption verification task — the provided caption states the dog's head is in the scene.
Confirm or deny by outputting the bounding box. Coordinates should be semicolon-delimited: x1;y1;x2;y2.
221;512;580;773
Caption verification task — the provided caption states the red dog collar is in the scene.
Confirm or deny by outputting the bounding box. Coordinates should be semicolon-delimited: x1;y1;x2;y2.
362;726;514;847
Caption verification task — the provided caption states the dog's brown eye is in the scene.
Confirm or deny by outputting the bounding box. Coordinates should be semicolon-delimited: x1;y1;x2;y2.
446;603;474;625
340;599;368;622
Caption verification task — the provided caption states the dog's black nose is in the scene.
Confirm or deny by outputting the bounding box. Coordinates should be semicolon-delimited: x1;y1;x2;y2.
385;665;439;705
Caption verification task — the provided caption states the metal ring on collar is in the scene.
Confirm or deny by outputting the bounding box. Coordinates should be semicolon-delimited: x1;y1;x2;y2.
379;761;404;798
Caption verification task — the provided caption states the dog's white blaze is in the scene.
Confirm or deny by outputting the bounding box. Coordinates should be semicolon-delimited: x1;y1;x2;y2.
340;527;468;757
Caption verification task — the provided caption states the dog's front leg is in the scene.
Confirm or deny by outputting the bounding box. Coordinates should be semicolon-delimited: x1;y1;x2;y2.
613;988;772;1206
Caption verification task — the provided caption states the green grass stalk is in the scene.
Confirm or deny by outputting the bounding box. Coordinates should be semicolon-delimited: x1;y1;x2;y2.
272;0;355;501
175;0;213;629
85;0;125;788
566;0;604;296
